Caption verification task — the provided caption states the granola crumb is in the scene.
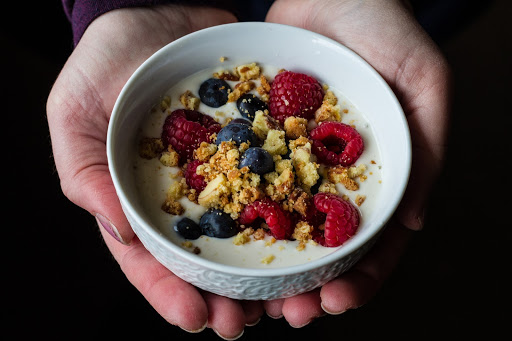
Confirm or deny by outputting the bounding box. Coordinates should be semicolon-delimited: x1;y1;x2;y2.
355;195;366;206
252;110;282;139
233;232;251;245
139;137;165;159
180;90;200;110
284;116;308;139
219;56;227;62
261;254;275;264
161;198;184;215
236;62;261;81
160;145;179;167
227;81;255;102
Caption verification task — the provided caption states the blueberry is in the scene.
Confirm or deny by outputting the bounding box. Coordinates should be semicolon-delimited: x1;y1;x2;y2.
199;209;238;238
215;123;260;147
229;118;252;126
174;217;202;240
236;94;268;121
199;78;231;107
239;147;274;175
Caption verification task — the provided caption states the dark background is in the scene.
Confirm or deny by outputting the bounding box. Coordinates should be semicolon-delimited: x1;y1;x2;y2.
4;0;511;339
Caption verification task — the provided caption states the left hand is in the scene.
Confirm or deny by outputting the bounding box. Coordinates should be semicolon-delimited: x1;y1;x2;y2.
264;0;452;327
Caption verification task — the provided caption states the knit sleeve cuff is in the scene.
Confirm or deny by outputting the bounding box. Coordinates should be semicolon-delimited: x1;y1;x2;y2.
62;0;237;46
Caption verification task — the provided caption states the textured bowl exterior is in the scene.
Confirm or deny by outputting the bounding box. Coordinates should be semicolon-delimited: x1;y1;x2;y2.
125;206;381;300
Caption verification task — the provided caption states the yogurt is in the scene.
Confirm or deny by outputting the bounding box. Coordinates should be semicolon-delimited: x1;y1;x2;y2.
133;63;383;268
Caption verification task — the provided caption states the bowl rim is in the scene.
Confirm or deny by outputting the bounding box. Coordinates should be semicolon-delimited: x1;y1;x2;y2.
107;22;411;278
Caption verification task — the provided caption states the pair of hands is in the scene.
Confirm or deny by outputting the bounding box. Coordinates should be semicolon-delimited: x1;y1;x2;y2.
47;0;451;339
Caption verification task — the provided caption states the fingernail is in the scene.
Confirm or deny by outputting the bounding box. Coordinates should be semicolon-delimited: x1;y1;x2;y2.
320;302;346;315
245;317;261;327
266;312;283;319
95;213;128;245
214;329;244;341
181;320;207;333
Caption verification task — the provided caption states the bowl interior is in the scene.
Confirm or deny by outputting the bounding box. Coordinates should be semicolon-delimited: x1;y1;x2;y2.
107;22;411;275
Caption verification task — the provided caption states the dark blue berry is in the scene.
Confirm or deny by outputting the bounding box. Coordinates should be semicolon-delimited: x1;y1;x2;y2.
229;118;252;126
236;94;268;121
199;78;231;107
215;123;261;147
174;217;202;240
199;209;238;238
239;147;274;175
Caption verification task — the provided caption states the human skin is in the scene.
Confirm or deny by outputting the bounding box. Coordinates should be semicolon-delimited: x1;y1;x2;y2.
46;0;451;338
263;0;451;327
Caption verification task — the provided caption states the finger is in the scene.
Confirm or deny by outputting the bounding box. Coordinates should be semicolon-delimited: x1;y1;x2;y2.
281;289;325;328
241;300;264;326
202;292;246;340
99;225;208;332
263;298;284;319
320;221;412;314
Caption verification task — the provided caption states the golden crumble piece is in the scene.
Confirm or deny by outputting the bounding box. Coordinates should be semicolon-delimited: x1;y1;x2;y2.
348;164;367;178
327;165;367;191
252;110;282;139
291;142;320;191
160;145;179;167
161;198;184;215
253;228;266;240
261;254;275;265
274;168;295;197
262;129;288;156
139;137;165;159
287;188;311;216
292;221;314;243
257;75;271;99
288;136;311;151
213;69;240;81
265;237;277;246
233;232;251;245
182;241;193;248
167;178;187;201
160;95;171;111
194;142;217;162
219;56;227;62
355;195;366;206
284;116;308;139
227;80;255;102
180;90;200;110
236;62;260;81
318;180;338;195
275;158;292;174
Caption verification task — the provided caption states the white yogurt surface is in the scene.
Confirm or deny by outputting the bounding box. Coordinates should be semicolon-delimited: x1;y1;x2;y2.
133;63;383;268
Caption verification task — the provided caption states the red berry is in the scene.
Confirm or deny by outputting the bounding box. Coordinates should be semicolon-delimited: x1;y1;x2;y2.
239;197;293;240
269;71;324;123
312;193;360;247
162;109;221;163
310;121;364;166
184;160;206;192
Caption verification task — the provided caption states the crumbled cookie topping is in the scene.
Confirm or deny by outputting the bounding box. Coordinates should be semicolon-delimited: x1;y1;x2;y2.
139;137;165;159
180;90;200;110
236;62;261;81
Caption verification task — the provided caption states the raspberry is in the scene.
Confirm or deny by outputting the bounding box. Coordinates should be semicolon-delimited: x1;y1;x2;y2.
239;197;293;240
268;71;324;123
162;109;221;163
184;160;206;192
310;121;364;166
312;193;360;247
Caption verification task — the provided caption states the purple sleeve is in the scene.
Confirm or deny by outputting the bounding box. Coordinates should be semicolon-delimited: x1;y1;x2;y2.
61;0;237;46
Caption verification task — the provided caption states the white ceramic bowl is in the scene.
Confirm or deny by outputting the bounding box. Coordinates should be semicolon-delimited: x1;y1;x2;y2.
107;22;411;300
